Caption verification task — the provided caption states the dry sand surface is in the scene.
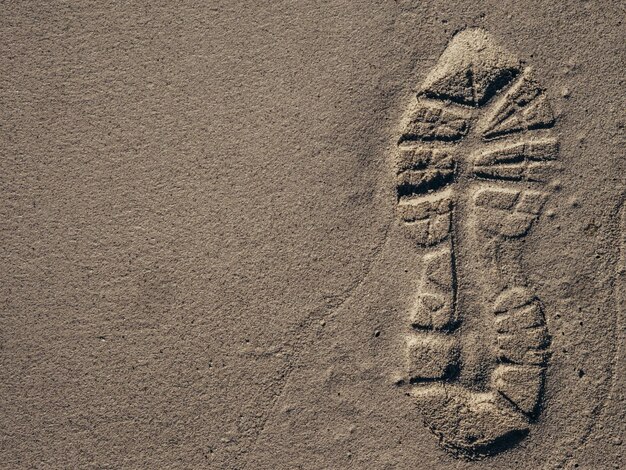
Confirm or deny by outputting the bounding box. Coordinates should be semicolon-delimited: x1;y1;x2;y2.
1;1;625;469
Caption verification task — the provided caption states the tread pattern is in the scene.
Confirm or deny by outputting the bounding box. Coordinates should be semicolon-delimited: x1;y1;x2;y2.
394;28;558;457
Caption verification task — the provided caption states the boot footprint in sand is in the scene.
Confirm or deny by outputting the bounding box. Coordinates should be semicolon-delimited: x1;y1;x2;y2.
394;28;557;458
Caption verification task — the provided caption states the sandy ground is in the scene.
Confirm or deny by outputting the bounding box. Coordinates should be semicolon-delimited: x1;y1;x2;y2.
1;1;625;468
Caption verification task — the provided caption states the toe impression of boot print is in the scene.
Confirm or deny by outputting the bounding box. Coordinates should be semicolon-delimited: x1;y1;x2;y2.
394;29;557;458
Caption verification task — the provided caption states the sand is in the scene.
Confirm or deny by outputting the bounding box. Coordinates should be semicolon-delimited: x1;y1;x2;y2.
1;1;625;468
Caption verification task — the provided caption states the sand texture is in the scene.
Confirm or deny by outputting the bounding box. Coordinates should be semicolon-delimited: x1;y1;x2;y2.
1;1;625;469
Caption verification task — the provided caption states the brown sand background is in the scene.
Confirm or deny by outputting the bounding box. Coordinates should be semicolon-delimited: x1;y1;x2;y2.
1;1;625;468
